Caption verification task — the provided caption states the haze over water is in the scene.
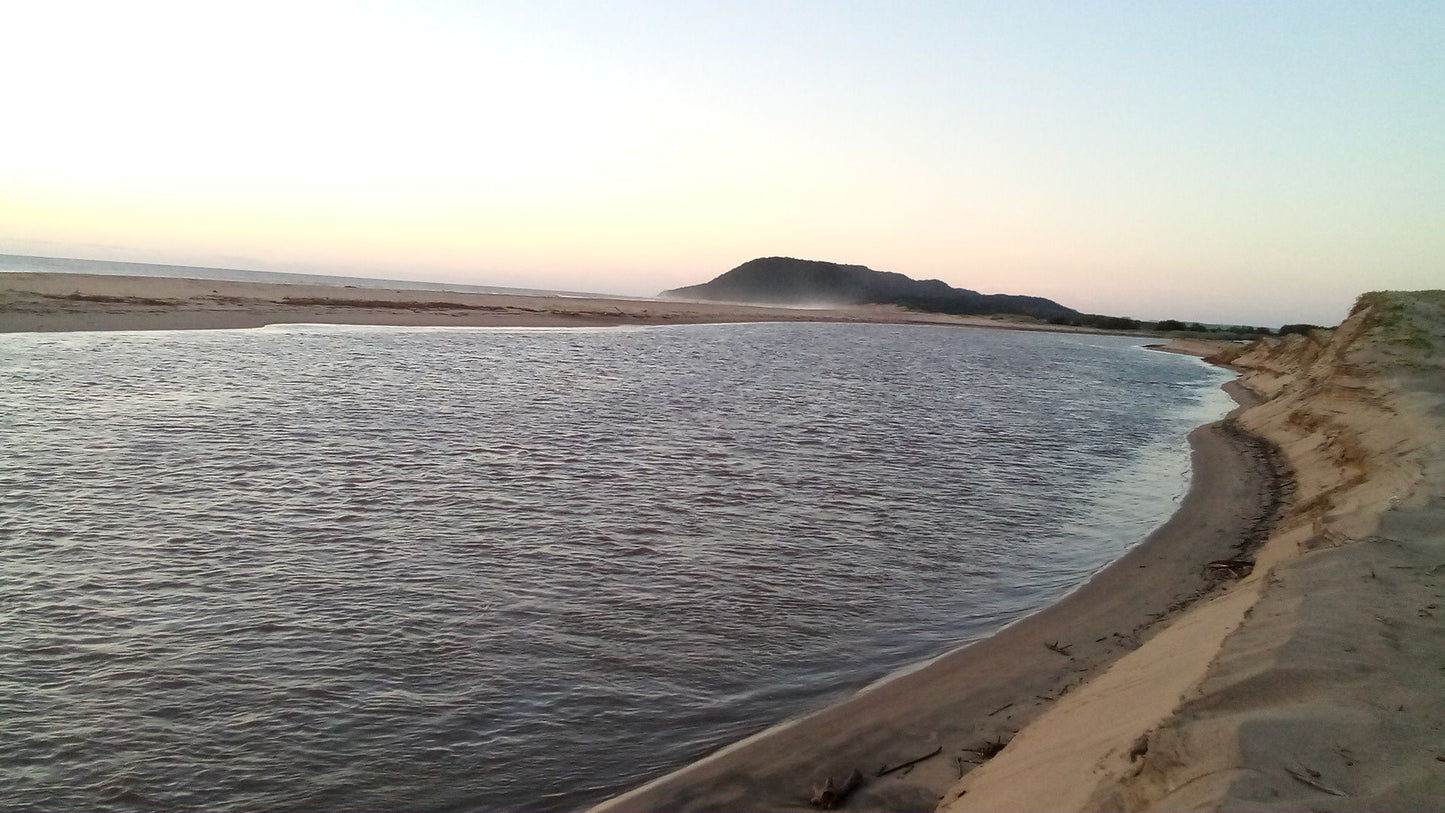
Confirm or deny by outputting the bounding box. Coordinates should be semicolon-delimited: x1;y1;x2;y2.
0;322;1232;812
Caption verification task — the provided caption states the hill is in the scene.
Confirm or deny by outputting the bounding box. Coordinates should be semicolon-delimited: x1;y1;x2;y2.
660;257;1078;320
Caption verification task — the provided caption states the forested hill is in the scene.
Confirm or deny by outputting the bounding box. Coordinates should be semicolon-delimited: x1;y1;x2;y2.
660;257;1078;320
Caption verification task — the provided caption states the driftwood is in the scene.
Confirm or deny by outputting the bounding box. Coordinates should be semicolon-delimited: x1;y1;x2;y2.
1285;766;1347;797
876;745;943;777
1044;641;1073;656
1206;558;1255;579
810;769;864;809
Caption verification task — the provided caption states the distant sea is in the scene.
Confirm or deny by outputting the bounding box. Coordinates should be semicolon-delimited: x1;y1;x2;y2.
0;319;1233;812
0;253;619;301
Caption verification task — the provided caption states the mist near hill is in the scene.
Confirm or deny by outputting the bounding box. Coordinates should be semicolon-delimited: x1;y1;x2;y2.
661;257;1078;321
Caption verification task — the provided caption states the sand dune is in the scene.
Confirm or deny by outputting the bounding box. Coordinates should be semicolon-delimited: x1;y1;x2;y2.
941;291;1445;811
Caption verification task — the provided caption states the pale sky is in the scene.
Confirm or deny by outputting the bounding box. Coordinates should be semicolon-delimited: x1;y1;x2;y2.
3;0;1441;326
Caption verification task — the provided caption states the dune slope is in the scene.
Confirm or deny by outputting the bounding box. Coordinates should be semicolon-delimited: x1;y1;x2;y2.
940;291;1445;812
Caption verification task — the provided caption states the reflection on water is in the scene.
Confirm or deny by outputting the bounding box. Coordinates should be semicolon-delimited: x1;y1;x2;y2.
0;323;1231;812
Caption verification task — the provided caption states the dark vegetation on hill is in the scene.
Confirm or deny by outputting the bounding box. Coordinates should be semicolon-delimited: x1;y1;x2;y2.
1048;315;1290;338
662;257;1316;337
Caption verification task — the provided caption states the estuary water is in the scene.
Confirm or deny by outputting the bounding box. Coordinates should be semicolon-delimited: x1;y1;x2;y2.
0;322;1233;812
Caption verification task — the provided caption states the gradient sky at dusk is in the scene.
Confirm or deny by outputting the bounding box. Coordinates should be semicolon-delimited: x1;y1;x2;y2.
4;1;1441;326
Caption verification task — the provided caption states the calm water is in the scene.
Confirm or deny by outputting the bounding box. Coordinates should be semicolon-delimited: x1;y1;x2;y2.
0;323;1231;812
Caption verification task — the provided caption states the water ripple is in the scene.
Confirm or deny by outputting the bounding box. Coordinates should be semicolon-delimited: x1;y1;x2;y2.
0;323;1232;812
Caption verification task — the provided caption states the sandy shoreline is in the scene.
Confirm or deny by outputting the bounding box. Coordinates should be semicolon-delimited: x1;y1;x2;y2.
0;272;1080;334
589;378;1287;812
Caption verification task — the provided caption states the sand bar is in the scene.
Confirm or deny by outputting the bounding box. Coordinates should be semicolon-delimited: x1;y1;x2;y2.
0;272;1074;334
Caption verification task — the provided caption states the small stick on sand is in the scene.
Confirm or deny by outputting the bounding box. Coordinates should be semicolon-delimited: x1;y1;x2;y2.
1045;641;1073;656
1205;558;1255;579
987;702;1014;717
877;746;943;777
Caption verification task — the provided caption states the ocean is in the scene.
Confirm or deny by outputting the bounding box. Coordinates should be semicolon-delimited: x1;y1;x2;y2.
0;322;1233;812
0;253;612;300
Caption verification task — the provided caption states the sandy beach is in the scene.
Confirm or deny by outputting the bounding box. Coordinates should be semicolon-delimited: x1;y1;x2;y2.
0;272;1067;334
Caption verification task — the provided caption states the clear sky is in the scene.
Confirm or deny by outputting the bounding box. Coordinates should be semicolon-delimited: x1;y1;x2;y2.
3;1;1441;326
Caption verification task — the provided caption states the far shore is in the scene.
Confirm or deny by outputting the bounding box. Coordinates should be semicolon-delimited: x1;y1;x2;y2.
1;271;1137;336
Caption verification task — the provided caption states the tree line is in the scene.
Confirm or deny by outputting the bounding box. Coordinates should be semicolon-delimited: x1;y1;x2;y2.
1044;314;1327;337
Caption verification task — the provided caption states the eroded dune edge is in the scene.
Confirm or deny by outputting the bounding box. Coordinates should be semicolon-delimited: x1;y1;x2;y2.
941;290;1445;812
